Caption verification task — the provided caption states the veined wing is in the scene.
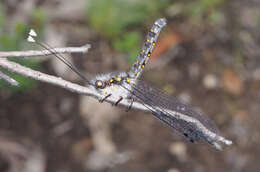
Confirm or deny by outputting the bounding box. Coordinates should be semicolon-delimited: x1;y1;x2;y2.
132;79;219;133
123;79;231;150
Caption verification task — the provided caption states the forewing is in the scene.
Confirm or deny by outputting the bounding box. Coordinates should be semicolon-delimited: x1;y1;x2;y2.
128;79;220;143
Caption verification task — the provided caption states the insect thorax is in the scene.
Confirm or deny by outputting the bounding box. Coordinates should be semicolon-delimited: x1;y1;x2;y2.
90;71;135;101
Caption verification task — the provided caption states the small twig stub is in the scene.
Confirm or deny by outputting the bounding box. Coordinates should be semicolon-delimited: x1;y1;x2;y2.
0;70;19;86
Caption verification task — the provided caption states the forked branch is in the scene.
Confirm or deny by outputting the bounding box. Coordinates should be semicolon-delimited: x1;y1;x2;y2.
0;49;147;111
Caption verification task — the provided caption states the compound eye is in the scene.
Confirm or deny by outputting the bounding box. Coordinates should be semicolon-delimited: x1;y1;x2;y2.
95;80;106;89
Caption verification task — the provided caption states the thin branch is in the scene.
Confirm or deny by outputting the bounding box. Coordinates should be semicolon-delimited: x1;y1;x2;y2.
0;44;91;58
0;58;147;112
0;70;19;86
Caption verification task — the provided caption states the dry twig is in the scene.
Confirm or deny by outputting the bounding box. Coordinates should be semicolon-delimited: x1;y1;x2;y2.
0;48;147;112
0;71;19;86
0;45;91;58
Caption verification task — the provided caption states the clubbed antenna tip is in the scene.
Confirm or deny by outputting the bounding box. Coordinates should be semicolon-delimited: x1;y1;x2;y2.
29;29;37;37
27;35;35;42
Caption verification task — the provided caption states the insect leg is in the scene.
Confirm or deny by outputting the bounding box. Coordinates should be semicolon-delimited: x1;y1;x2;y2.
113;96;123;106
125;98;134;112
98;94;112;103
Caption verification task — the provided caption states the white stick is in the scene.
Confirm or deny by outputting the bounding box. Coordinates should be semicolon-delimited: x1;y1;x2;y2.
0;70;19;86
0;58;146;111
0;45;91;58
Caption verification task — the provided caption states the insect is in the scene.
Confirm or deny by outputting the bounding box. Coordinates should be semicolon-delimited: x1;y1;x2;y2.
27;18;232;150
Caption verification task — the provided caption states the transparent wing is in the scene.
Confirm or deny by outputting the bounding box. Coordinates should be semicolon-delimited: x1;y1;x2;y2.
125;79;220;145
133;80;219;133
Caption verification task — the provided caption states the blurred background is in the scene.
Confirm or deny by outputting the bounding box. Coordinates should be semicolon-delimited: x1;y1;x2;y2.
0;0;260;171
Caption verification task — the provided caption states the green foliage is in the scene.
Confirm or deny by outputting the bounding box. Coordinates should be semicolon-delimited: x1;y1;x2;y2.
0;59;40;92
31;8;47;34
0;23;29;51
0;4;46;93
189;0;224;16
87;0;168;37
175;0;226;25
112;31;142;63
0;22;41;92
87;0;169;62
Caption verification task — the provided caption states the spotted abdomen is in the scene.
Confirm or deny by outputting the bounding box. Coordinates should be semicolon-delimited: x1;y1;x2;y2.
129;18;167;79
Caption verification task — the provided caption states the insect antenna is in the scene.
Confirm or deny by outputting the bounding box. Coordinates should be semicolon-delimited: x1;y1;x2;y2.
27;30;91;85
